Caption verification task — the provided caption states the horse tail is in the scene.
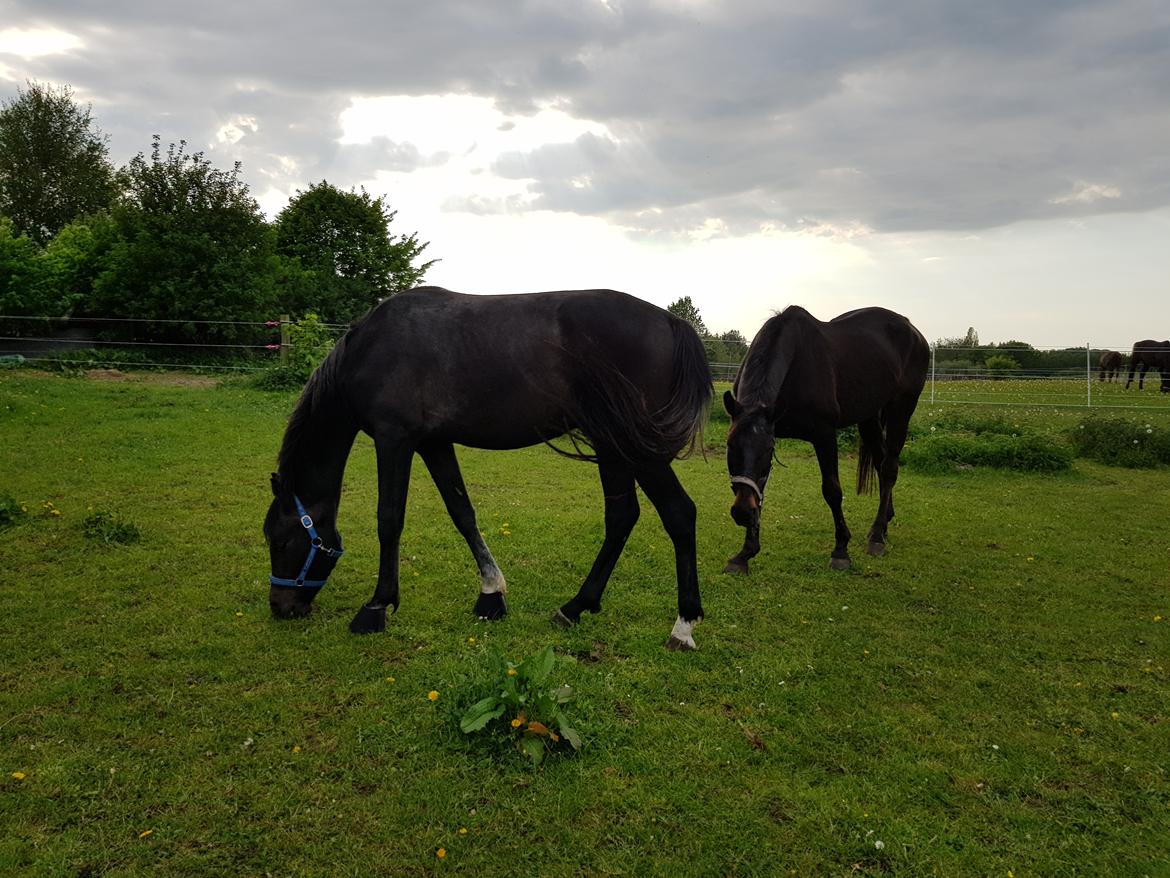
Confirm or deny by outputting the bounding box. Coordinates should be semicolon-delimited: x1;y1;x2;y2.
556;316;712;464
662;315;715;459
857;432;877;495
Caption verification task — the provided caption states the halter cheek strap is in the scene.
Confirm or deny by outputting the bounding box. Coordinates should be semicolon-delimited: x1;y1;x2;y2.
730;474;765;504
269;495;344;589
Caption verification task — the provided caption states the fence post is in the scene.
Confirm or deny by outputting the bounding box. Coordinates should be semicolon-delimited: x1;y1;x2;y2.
930;344;936;404
1086;342;1091;407
280;314;290;366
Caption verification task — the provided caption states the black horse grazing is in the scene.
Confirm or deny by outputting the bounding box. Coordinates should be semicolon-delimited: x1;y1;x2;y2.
1125;340;1170;392
723;306;928;574
1098;350;1124;382
264;287;713;650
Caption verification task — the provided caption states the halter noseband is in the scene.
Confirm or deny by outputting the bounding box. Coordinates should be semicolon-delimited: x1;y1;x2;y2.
730;474;765;504
269;495;344;589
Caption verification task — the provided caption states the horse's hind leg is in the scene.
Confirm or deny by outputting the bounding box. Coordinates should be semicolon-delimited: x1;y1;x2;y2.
857;418;889;556
554;459;638;627
812;433;852;570
635;461;701;650
867;397;916;556
419;441;508;620
351;440;414;634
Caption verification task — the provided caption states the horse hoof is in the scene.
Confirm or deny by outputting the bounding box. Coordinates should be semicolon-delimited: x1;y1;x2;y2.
829;557;851;571
866;542;886;557
474;592;507;621
664;635;696;652
723;559;749;575
551;609;576;629
349;604;387;634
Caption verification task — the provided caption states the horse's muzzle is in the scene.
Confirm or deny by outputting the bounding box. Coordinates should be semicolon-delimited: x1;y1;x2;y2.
269;585;318;619
729;486;760;528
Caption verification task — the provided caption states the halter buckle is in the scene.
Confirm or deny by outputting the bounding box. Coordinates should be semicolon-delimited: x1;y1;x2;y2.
300;514;314;529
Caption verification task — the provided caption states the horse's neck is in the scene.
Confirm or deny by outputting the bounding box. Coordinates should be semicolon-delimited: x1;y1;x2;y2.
280;405;359;513
742;319;799;408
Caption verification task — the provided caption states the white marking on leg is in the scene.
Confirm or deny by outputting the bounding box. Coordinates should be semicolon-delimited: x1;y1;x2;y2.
669;616;698;649
480;564;507;595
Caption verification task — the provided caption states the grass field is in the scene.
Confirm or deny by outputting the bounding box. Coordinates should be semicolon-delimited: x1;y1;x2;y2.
2;371;1169;877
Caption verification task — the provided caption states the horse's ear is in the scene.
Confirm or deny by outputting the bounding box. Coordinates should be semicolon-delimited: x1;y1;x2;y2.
723;390;741;418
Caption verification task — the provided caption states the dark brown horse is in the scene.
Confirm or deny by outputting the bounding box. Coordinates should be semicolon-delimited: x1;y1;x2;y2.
264;287;713;650
1125;340;1170;392
723;306;928;574
1098;350;1124;382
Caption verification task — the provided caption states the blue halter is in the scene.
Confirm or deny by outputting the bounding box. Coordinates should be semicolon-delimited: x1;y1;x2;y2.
269;495;344;589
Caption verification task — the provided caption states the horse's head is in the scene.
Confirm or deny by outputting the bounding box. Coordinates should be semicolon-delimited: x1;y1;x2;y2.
264;474;344;619
723;390;774;528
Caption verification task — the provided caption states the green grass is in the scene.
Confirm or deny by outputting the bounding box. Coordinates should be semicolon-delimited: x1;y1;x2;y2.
2;372;1169;877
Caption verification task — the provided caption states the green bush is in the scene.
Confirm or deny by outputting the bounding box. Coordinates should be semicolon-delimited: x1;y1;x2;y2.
904;432;1073;473
985;354;1020;379
82;510;141;545
253;314;336;390
1071;417;1170;468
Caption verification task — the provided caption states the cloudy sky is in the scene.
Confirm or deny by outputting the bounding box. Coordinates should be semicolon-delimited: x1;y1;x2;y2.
2;0;1167;348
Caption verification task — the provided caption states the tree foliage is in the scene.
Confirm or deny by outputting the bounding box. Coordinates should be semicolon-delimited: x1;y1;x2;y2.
667;295;708;336
83;137;279;337
0;217;39;315
0;81;116;245
274;181;434;323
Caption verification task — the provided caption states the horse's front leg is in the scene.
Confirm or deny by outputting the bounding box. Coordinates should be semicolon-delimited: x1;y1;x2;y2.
635;462;701;651
554;459;638;627
350;441;414;634
723;514;760;575
813;435;851;570
419;441;508;620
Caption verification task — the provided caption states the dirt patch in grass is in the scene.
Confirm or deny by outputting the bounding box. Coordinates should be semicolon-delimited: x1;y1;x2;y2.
83;369;219;388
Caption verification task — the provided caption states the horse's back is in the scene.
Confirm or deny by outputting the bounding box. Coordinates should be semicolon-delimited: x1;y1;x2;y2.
339;287;694;452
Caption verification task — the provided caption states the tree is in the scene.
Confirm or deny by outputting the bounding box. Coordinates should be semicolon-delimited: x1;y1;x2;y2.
0;216;38;314
718;329;748;362
274;181;434;323
84;137;279;338
0;81;116;245
667;295;708;337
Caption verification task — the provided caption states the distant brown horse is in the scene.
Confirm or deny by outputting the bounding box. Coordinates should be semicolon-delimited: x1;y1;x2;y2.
1125;340;1170;392
1098;350;1124;382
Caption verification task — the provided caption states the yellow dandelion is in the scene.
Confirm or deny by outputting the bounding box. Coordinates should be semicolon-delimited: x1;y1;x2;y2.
1155;615;1163;622
12;771;26;780
511;718;522;728
138;829;153;839
467;637;476;644
1111;711;1120;720
385;676;396;683
507;668;517;677
427;690;439;701
1026;556;1034;562
458;827;468;835
436;847;446;859
51;509;61;517
292;745;301;753
235;611;244;617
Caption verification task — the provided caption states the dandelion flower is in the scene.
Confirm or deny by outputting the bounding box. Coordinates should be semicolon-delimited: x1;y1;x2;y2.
1111;711;1120;720
467;637;476;644
138;830;153;839
507;668;517;677
428;690;440;701
386;676;396;683
1155;615;1163;622
874;840;885;851
511;718;522;728
458;827;468;835
436;848;446;859
292;745;301;753
11;771;26;780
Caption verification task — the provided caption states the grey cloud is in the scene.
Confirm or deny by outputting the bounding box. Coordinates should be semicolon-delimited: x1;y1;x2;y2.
2;0;1167;233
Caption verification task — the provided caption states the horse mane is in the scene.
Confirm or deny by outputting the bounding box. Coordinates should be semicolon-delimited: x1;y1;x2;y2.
735;306;808;405
276;328;352;485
